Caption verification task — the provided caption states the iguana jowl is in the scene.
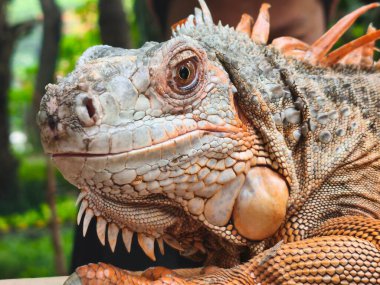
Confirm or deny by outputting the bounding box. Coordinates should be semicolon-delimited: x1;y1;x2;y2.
38;1;380;284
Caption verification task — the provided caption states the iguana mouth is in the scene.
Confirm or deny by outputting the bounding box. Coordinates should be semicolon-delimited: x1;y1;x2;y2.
50;128;237;158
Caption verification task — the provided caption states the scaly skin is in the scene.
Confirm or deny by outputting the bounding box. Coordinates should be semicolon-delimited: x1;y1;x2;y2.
38;1;380;284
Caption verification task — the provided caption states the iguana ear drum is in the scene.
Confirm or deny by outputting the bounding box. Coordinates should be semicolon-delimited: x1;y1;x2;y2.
232;167;289;240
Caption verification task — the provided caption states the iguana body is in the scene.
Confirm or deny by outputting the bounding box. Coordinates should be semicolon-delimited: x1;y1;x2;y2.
38;1;380;284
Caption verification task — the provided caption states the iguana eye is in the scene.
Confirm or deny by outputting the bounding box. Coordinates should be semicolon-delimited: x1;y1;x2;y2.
159;44;207;106
167;49;202;96
172;57;199;92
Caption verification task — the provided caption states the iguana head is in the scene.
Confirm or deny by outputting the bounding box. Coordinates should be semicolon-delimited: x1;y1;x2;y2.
38;1;291;262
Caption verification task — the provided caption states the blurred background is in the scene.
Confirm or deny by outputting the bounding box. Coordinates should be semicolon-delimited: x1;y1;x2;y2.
0;0;379;279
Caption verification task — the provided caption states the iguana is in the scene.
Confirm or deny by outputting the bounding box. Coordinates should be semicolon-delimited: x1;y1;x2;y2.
38;1;380;284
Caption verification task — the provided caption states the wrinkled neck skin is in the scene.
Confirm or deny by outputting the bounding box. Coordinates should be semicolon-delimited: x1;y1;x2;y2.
38;19;380;267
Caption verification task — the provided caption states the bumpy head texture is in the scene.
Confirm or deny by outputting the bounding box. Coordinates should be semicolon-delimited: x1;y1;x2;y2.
37;0;291;261
38;0;380;264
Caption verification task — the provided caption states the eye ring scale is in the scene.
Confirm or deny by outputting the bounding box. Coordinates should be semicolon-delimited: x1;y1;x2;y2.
166;48;205;98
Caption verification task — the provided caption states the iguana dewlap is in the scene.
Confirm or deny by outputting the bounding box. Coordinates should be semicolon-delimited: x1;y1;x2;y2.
38;1;380;284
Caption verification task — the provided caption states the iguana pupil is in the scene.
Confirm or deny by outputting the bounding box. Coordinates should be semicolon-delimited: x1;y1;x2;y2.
179;65;190;80
174;59;198;92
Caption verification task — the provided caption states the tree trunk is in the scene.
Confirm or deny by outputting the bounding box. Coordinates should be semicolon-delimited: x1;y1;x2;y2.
30;0;62;150
46;158;66;275
98;0;130;48
134;0;164;45
0;0;35;214
33;0;65;275
0;0;17;212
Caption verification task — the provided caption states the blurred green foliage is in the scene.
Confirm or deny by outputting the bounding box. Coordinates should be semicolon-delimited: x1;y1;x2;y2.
57;0;100;76
0;196;76;233
336;0;380;57
0;227;74;278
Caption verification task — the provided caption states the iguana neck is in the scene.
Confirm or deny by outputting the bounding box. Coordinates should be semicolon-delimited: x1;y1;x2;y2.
200;27;380;218
278;57;380;136
271;53;380;220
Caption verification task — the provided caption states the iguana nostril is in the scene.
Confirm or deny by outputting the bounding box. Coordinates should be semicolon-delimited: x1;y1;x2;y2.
75;94;100;127
83;97;96;119
47;115;57;131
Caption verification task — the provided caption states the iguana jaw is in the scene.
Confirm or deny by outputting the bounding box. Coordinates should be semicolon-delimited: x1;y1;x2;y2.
48;127;239;192
50;128;289;257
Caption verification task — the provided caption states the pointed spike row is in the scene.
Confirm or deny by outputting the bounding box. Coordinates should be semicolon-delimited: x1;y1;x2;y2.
251;3;271;44
82;208;94;237
75;191;87;206
194;7;204;25
171;18;189;32
186;14;195;28
198;0;213;25
270;4;380;68
305;3;380;64
338;45;363;65
271;36;309;53
138;233;156;261
360;24;377;67
96;216;107;246
271;36;310;61
236;13;254;37
324;29;380;65
157;238;165;255
171;3;210;35
338;24;378;66
108;223;119;252
77;199;88;225
176;24;182;34
163;235;184;251
122;228;133;253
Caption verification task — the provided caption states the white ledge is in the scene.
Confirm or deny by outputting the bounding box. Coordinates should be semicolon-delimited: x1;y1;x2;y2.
0;277;68;285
